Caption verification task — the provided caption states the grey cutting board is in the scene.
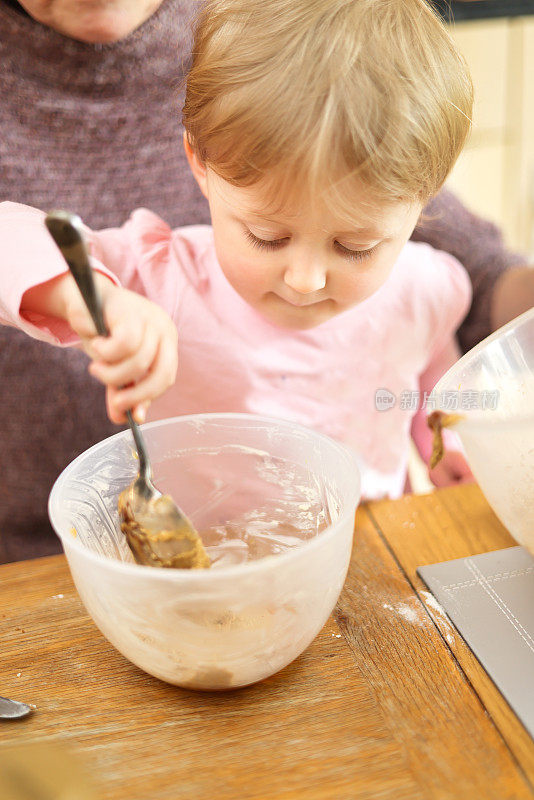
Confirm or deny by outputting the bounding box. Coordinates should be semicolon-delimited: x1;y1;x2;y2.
417;546;534;739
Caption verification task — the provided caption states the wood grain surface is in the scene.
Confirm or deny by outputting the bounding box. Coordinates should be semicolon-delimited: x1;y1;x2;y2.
369;483;534;789
0;488;532;799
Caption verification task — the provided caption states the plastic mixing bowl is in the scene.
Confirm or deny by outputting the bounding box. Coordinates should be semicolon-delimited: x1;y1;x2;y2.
48;413;360;689
434;308;534;553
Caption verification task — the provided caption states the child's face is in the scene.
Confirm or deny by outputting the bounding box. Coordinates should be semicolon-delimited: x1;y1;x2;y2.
188;149;423;330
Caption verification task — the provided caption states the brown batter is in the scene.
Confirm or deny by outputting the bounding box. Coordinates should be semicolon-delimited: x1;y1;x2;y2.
118;488;210;569
427;411;464;468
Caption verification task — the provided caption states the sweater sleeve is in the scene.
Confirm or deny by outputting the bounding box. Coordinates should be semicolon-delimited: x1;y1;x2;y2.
412;188;528;353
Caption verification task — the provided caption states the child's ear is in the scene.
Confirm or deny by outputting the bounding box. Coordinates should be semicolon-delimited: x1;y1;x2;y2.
183;133;208;198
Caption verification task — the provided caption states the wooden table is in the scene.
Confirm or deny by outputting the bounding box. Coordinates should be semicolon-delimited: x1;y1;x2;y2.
1;484;533;799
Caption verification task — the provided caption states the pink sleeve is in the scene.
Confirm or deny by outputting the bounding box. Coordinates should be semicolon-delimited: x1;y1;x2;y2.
411;337;464;463
413;187;528;352
0;201;120;345
0;203;190;345
411;249;472;463
85;208;194;320
88;208;188;317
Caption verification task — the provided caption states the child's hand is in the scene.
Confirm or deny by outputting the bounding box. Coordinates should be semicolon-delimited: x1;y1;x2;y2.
428;450;474;489
22;272;178;424
65;276;178;424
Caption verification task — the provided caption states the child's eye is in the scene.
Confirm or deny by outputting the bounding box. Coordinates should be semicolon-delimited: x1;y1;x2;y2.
335;242;377;262
245;230;288;251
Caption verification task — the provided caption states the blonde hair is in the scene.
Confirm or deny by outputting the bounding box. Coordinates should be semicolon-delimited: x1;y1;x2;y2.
183;0;473;210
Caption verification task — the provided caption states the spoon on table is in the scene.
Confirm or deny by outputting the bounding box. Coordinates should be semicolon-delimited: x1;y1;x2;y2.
45;211;210;570
0;696;32;719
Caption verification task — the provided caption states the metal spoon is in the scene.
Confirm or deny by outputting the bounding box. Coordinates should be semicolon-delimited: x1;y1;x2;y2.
0;696;32;719
45;211;210;569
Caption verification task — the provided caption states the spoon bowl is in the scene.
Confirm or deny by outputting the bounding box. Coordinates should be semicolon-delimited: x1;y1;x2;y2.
0;696;32;719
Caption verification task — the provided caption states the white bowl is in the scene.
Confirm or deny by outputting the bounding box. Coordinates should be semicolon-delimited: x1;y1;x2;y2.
434;308;534;553
49;413;360;689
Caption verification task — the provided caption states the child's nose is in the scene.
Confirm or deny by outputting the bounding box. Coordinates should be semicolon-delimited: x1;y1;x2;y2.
283;263;326;294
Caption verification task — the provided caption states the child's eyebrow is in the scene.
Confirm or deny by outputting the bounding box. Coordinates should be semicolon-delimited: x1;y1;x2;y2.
328;224;396;241
335;227;384;238
243;214;387;237
244;211;296;224
240;210;392;238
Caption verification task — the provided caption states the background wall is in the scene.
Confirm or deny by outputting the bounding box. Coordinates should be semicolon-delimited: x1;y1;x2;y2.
446;16;534;256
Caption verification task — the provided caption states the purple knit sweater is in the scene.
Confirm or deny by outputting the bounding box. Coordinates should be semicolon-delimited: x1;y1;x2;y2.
0;0;528;562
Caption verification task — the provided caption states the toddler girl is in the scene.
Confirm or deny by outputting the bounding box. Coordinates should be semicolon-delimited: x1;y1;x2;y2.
0;0;474;499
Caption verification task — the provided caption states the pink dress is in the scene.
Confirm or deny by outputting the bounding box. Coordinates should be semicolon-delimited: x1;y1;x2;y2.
0;202;471;499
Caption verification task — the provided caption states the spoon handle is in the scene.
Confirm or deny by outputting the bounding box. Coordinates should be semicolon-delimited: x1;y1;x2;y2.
45;211;152;481
125;411;151;483
45;211;107;337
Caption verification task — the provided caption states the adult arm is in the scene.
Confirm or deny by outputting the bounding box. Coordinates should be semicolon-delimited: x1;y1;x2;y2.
491;265;534;331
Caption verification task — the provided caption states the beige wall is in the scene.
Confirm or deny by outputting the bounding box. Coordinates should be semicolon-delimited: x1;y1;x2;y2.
446;17;534;256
